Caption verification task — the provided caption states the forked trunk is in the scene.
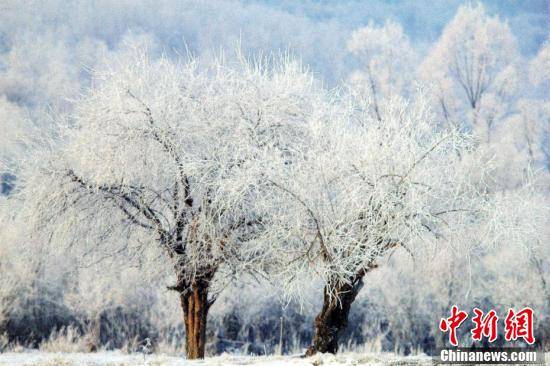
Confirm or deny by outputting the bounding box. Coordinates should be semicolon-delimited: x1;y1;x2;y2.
306;277;363;356
180;281;210;359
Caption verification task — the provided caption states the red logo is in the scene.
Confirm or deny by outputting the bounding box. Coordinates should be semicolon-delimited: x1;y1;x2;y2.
471;308;498;342
504;307;535;344
439;305;469;346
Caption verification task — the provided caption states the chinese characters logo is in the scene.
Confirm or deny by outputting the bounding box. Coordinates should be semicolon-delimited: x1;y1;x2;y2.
439;307;535;346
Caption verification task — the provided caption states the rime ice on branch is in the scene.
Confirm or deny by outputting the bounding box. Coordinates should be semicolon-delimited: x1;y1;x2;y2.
17;52;321;359
260;88;500;354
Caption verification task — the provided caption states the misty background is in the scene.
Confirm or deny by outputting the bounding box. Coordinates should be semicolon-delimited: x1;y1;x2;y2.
0;0;547;100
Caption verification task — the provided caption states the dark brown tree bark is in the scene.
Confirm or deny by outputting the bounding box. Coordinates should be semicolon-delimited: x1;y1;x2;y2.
180;280;210;359
306;263;380;356
306;278;363;355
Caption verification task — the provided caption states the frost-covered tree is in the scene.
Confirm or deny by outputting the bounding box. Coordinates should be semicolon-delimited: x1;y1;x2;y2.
261;91;533;355
354;181;549;352
525;42;550;169
347;21;417;121
419;4;520;142
529;41;550;93
482;41;550;184
0;96;30;194
15;51;318;359
491;100;549;177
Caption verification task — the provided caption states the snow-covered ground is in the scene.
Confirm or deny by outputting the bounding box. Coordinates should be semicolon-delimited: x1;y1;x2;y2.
0;351;432;366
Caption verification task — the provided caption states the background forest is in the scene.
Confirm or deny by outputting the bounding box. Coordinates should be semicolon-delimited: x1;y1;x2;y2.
0;0;548;358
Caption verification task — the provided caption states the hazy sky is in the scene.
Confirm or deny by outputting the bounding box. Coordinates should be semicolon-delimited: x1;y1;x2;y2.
258;0;548;51
0;0;547;88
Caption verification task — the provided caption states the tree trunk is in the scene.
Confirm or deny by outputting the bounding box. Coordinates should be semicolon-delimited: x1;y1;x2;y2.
306;277;363;356
180;281;210;359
